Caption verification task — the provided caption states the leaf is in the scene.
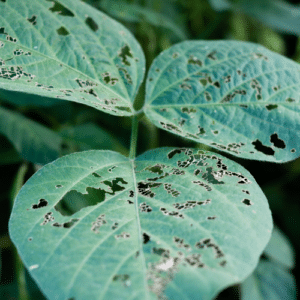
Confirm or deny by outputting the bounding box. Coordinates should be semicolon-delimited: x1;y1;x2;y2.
144;40;300;162
9;148;272;300
0;0;145;116
100;0;187;41
241;260;297;300
264;226;295;269
0;105;63;164
209;0;300;36
0;89;63;107
59;123;128;155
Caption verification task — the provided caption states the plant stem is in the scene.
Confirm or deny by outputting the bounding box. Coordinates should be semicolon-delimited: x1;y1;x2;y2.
129;115;139;159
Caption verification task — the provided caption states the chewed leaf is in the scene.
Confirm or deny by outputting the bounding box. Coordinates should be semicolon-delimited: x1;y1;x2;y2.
9;148;272;300
144;41;300;162
0;0;145;116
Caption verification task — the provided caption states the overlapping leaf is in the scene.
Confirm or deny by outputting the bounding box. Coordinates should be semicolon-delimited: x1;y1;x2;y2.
144;41;300;162
241;261;296;300
240;225;296;299
0;0;145;116
100;0;187;41
0;106;62;164
9;148;272;300
209;0;300;36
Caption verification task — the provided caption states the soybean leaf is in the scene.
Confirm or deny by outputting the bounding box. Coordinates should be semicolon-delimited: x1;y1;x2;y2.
59;123;128;155
0;0;145;116
9;148;272;300
264;226;295;269
0;89;62;107
209;0;300;36
0;105;62;164
144;41;300;162
100;0;187;41
241;260;297;300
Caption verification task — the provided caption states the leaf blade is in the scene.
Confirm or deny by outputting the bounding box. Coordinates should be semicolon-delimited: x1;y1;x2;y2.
144;40;300;162
0;105;62;164
9;148;272;299
0;0;145;116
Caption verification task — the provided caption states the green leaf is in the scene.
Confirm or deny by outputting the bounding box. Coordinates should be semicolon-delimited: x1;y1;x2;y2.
0;0;145;116
100;0;187;41
59;123;128;155
264;226;295;269
241;260;297;300
0;89;62;107
209;0;300;36
144;40;300;162
0;105;62;164
9;148;272;300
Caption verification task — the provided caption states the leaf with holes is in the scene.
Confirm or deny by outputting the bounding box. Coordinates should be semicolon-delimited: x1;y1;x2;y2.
0;105;63;164
0;0;145;116
144;40;300;162
9;148;272;300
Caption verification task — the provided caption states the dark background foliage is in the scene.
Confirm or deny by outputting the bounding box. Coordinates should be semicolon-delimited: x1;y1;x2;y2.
1;0;299;299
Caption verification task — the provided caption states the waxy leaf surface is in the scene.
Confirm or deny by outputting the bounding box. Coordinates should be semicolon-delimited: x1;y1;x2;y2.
9;148;272;300
0;0;145;115
144;41;300;162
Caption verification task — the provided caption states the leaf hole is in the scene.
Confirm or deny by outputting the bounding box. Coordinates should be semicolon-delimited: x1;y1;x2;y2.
143;233;150;244
242;199;252;206
85;16;98;31
56;26;69;36
49;1;75;17
27;15;37;25
266;104;278;111
270;133;286;149
252;139;275;156
119;45;133;66
32;199;48;209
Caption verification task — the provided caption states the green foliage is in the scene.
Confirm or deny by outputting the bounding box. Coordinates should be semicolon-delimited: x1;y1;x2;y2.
9;148;272;299
0;106;63;164
0;0;145;116
144;40;300;162
240;226;296;299
210;0;300;36
0;0;298;299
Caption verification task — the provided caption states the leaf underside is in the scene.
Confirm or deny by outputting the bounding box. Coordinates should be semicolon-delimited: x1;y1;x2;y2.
0;0;145;116
9;148;272;300
144;40;300;162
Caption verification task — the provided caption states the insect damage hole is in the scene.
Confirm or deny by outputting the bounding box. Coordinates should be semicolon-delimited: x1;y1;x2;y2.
143;233;150;244
57;26;69;36
32;199;48;209
270;133;286;149
85;17;98;31
27;15;37;25
252;139;275;156
242;199;253;206
49;1;75;17
119;45;133;66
